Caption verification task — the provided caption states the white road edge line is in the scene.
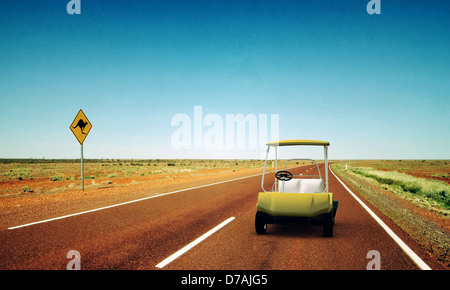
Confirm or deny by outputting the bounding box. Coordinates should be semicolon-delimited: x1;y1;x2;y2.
155;217;235;269
329;164;432;270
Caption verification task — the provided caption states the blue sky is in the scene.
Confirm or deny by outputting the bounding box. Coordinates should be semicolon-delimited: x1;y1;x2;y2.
1;0;449;159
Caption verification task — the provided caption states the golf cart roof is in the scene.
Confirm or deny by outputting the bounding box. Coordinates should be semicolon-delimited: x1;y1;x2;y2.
266;139;330;147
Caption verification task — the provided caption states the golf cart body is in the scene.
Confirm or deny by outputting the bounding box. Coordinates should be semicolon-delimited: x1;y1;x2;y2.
255;140;338;237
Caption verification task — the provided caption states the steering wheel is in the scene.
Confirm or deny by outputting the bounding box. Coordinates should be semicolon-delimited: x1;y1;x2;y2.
275;170;293;181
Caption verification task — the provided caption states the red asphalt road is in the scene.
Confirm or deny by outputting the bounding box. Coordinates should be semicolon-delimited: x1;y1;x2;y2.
0;164;443;270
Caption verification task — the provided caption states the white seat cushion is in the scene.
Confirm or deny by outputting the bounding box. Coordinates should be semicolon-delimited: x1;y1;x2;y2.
299;179;323;193
280;179;323;193
280;179;301;193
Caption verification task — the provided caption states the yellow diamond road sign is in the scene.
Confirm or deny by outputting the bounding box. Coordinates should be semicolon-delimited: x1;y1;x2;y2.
70;109;92;145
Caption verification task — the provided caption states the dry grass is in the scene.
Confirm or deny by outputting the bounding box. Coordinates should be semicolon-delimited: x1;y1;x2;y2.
350;167;450;210
343;160;450;185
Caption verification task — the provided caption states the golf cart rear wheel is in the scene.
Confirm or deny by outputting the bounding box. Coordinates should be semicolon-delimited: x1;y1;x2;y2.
323;212;333;237
255;211;267;234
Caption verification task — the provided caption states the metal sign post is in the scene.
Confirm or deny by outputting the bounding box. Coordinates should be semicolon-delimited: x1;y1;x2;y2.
81;144;84;191
70;109;92;192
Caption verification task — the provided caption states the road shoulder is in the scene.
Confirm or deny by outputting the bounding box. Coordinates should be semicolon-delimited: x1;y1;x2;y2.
331;163;449;270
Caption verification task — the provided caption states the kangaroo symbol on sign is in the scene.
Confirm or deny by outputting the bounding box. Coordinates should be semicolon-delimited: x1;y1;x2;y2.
73;119;89;135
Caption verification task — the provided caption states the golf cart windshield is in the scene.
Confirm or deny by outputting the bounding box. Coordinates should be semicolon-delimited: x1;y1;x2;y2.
261;140;330;193
283;159;322;179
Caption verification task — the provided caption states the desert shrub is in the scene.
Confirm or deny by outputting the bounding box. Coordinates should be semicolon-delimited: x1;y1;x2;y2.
50;174;65;181
21;186;33;193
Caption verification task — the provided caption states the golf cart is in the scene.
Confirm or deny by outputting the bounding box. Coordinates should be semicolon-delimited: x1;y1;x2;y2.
255;140;338;237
